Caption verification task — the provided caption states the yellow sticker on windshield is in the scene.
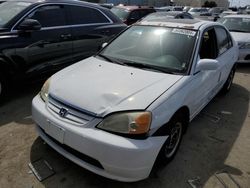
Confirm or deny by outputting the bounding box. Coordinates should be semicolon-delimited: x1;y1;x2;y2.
172;28;196;36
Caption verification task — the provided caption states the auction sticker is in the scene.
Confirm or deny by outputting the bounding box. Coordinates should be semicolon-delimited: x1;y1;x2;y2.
172;28;196;36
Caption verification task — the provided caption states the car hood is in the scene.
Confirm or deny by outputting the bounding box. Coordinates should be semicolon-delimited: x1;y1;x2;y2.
49;57;183;116
230;32;250;43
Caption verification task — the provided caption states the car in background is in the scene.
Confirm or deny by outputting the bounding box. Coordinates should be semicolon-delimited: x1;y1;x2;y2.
155;6;172;12
99;3;114;9
156;6;183;12
188;7;211;16
246;5;250;14
218;15;250;63
32;18;238;182
219;10;238;18
214;10;237;21
183;6;191;12
142;11;193;21
0;0;126;102
111;5;155;25
209;7;226;17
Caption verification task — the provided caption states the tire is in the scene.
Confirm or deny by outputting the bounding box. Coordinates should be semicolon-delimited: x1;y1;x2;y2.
0;73;7;104
154;114;185;167
221;66;236;94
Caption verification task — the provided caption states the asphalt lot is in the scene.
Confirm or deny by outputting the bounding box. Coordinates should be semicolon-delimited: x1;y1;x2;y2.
0;65;250;188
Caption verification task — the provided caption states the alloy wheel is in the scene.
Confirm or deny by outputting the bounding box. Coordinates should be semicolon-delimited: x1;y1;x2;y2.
165;122;182;158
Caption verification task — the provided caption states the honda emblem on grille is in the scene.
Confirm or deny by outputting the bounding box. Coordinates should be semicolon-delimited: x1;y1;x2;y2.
59;108;68;118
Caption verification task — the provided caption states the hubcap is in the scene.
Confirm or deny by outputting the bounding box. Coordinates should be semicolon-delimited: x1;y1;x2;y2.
165;122;182;158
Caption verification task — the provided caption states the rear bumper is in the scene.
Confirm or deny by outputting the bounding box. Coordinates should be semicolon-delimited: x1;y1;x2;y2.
32;95;166;182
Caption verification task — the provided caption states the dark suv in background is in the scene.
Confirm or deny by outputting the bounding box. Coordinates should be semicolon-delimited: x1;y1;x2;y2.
111;5;156;25
0;0;126;102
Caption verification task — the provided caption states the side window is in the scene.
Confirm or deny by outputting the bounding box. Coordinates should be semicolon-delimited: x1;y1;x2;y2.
215;27;232;55
68;5;109;25
199;28;218;59
129;10;141;20
28;5;66;27
140;10;153;18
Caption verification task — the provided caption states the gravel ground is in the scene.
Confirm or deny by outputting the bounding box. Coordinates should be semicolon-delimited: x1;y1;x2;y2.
0;65;249;188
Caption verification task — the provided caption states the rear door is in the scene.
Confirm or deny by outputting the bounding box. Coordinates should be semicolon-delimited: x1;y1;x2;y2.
66;5;114;62
214;26;236;90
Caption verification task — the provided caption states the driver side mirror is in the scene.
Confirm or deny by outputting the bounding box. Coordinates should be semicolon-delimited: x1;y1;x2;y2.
195;59;219;73
18;19;41;32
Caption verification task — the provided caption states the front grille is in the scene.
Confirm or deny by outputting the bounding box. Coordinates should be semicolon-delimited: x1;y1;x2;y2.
40;127;104;170
48;95;95;125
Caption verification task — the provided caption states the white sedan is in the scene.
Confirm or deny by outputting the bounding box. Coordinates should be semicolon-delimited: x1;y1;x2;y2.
218;15;250;63
32;19;238;182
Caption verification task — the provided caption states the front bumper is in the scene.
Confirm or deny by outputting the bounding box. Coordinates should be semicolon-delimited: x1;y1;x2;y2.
32;95;166;182
237;48;250;63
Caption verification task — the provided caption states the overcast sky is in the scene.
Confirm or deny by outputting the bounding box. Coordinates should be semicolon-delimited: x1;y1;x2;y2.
229;0;249;7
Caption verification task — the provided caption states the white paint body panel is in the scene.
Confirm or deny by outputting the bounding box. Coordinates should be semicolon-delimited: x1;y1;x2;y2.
32;95;166;182
32;21;239;182
49;57;183;116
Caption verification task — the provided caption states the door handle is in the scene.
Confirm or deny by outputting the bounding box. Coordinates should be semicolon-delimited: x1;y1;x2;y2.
60;34;72;39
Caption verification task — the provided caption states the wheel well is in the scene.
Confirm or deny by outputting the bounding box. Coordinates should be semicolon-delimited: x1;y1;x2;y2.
152;106;190;136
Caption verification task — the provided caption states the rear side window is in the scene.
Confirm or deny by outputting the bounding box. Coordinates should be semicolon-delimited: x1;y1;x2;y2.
215;27;232;55
130;10;141;20
67;5;109;25
140;9;155;17
28;5;66;27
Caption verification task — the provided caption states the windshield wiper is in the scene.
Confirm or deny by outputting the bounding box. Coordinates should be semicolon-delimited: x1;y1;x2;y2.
120;60;176;74
97;54;126;66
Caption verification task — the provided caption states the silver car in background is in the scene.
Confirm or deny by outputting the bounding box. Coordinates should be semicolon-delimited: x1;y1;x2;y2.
219;15;250;63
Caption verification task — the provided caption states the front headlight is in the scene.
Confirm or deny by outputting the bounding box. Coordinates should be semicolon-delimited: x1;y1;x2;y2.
40;78;51;102
240;42;250;49
97;111;152;135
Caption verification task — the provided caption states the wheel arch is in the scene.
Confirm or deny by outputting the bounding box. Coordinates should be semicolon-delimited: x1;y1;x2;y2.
151;106;190;137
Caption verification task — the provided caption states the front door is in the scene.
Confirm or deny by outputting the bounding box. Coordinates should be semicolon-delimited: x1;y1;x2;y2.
14;4;72;79
190;28;220;116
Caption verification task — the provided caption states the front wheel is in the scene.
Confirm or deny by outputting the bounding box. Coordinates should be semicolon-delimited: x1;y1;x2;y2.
221;66;236;94
154;115;185;166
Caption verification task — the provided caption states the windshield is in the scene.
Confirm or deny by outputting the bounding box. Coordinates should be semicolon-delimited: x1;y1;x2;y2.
0;1;31;27
111;7;129;21
99;26;197;74
219;17;250;33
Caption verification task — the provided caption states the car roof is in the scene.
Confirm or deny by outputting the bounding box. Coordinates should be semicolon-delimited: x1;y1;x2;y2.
162;11;184;16
144;11;190;18
5;0;101;7
223;14;250;18
137;18;210;30
113;5;154;11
